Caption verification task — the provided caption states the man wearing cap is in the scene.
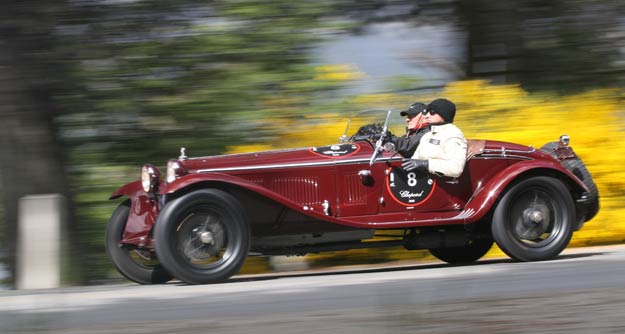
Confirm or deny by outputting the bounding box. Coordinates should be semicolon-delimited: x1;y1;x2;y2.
402;98;467;178
386;102;430;158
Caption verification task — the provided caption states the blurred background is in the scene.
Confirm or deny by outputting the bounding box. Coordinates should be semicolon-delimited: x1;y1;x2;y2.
1;0;624;288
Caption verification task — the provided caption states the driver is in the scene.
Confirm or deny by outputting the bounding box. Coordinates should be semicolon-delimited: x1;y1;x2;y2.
402;98;467;178
386;102;430;158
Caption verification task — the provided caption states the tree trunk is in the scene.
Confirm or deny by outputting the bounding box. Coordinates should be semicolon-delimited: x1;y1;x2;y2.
0;1;77;287
457;0;523;84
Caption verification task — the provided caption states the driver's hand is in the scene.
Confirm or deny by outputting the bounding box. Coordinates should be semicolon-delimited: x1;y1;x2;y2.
402;159;429;172
372;130;393;142
382;130;395;143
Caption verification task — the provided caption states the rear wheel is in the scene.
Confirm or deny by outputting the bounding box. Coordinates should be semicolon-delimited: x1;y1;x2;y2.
492;176;575;261
429;238;493;264
154;189;250;285
105;200;173;284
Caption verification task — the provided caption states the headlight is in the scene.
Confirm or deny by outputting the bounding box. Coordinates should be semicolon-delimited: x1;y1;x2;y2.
141;164;160;192
166;159;186;183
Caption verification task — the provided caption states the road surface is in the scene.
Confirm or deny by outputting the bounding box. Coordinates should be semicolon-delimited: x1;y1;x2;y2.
2;245;625;333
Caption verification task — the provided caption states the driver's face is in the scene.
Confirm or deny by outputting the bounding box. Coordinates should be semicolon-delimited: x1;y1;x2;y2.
406;114;422;130
423;112;444;124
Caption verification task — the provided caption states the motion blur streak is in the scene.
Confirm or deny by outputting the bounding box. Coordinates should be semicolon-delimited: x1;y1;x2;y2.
0;0;623;288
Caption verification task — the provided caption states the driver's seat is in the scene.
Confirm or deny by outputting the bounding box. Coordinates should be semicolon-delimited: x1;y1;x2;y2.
466;139;485;161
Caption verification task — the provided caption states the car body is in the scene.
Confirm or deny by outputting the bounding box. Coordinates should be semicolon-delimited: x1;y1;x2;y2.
105;110;599;285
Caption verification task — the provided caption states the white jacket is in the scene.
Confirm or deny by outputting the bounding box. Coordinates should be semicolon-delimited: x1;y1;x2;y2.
411;123;467;178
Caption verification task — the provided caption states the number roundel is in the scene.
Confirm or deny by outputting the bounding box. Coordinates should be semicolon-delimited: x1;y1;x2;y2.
310;144;360;158
386;167;436;206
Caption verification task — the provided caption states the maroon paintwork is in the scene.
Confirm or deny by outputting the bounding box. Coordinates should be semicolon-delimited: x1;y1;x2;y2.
111;138;589;250
105;121;605;286
105;105;603;286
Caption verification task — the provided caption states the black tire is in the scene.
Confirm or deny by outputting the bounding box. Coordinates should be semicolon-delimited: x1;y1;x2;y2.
154;189;250;285
492;176;575;261
541;142;599;222
429;239;494;264
105;200;173;284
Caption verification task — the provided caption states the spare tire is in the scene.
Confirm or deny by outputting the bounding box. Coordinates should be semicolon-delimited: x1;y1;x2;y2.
540;142;599;224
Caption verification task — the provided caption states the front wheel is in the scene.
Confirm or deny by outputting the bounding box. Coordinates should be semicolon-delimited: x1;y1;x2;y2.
154;189;250;285
492;176;575;261
105;200;173;284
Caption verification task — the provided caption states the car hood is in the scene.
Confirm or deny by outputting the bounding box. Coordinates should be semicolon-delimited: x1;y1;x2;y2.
180;143;367;173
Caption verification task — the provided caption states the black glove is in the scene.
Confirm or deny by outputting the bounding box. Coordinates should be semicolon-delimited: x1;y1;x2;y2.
369;130;393;142
381;130;394;143
402;159;428;172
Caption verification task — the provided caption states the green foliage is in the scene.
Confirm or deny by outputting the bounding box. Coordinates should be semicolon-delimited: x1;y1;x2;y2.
52;1;353;283
5;0;625;284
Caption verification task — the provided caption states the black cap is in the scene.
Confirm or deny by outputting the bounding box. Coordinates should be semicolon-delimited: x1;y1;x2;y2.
400;102;427;117
426;98;456;123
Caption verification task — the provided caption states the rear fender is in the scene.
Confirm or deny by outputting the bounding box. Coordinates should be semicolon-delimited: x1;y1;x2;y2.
464;160;588;224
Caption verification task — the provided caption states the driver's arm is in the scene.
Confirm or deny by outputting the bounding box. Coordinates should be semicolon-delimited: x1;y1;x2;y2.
390;130;427;158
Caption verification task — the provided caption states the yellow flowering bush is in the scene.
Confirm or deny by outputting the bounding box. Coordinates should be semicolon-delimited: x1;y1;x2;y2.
229;79;625;267
444;81;625;246
313;64;364;82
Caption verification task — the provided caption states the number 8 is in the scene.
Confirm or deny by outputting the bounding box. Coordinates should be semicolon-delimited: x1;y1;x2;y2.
407;172;417;187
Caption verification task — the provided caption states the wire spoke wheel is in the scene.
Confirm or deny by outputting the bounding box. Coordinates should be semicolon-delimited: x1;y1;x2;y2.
493;176;574;262
105;200;173;284
155;189;250;285
429;238;493;264
176;209;230;269
128;249;161;267
509;188;561;247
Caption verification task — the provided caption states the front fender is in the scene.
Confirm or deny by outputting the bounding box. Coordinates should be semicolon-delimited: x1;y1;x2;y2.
109;180;158;246
464;159;588;224
110;180;142;200
110;173;360;247
162;172;342;223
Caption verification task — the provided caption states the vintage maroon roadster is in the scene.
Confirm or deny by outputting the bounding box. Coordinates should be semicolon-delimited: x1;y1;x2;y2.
106;110;599;285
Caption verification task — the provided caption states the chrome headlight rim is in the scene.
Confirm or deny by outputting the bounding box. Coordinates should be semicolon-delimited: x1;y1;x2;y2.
141;164;160;192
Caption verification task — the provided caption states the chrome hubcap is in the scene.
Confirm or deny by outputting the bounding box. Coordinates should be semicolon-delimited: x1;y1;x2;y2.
516;204;550;240
509;187;563;247
200;231;215;245
177;211;228;269
529;210;544;224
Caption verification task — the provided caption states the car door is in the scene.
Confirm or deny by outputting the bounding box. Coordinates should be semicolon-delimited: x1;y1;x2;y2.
330;143;385;217
334;160;387;217
376;156;474;214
